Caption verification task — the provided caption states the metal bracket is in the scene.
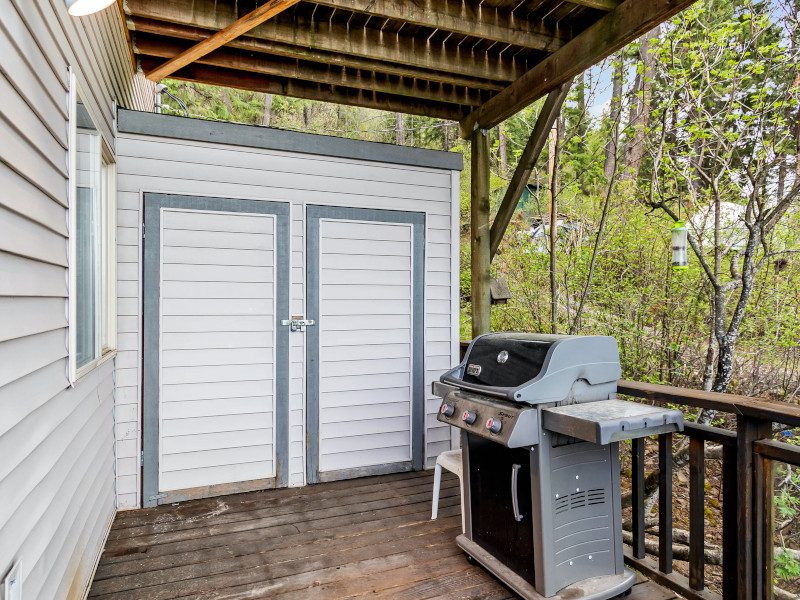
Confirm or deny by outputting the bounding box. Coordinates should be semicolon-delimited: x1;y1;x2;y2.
280;317;315;332
149;493;167;501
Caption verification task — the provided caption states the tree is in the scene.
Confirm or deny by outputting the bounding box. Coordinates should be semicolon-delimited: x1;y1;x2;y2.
644;0;800;401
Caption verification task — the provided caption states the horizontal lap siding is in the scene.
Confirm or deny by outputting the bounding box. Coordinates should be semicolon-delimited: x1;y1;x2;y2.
158;210;277;493
318;220;414;473
115;129;458;497
0;1;148;598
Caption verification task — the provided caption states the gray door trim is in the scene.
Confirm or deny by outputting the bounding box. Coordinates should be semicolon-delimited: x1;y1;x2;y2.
142;193;291;507
306;205;425;484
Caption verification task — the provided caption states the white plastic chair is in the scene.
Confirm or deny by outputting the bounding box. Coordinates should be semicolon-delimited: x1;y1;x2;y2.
431;449;464;532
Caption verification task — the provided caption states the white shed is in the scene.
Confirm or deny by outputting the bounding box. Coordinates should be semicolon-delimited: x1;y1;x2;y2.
114;109;463;508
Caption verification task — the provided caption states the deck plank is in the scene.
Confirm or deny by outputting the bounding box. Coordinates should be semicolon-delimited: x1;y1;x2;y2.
89;470;676;600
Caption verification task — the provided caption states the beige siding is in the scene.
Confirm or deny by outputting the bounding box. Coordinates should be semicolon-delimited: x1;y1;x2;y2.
115;129;459;501
0;0;150;598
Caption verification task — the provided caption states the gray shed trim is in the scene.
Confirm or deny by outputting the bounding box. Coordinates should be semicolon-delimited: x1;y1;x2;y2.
117;110;464;172
142;193;291;506
305;205;426;484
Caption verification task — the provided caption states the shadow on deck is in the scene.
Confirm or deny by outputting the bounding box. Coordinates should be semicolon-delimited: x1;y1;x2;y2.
88;470;673;599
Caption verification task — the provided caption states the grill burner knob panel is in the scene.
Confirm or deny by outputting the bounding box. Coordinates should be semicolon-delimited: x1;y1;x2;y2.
486;418;502;433
462;410;477;425
440;403;455;417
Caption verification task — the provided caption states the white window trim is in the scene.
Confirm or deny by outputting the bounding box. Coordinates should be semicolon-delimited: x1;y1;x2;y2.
68;69;117;383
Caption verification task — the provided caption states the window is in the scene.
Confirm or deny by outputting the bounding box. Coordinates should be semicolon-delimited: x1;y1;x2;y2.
70;82;116;380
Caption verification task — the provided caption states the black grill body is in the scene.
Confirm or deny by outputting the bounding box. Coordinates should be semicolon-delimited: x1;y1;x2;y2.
434;333;683;600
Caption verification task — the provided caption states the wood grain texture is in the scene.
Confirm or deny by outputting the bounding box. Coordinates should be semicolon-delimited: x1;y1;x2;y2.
145;0;302;81
89;471;674;599
460;0;700;133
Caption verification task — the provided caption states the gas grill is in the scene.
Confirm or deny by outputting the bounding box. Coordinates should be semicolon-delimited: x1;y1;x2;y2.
434;333;684;600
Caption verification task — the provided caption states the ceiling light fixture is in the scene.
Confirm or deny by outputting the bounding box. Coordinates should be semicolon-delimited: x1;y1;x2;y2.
65;0;116;16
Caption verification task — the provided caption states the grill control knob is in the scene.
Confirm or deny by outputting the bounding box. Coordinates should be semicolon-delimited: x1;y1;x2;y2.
462;410;477;425
440;403;455;417
486;418;502;434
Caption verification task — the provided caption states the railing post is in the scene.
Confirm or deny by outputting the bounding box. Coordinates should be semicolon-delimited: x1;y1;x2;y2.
754;451;774;600
736;415;772;600
631;437;646;559
658;432;673;574
722;443;738;600
689;437;705;591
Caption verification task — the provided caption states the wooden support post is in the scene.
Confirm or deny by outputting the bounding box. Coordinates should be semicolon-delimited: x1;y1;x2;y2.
736;416;772;600
631;437;645;559
688;437;705;591
470;129;491;338
658;432;673;574
488;82;571;261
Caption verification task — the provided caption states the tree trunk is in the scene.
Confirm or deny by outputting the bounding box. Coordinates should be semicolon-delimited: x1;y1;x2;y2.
443;121;452;151
303;105;312;129
498;124;507;176
220;89;234;117
622;27;660;181
395;112;405;145
261;93;272;126
604;52;624;181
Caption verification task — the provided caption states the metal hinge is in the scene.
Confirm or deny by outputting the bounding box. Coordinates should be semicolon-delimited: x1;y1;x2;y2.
280;317;315;332
150;493;167;501
140;450;144;466
142;222;145;238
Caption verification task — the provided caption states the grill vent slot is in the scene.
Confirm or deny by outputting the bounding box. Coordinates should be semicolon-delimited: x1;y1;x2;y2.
554;488;606;517
570;490;587;509
588;488;605;505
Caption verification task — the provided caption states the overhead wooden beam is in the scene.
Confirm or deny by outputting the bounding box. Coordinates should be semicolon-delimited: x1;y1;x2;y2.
126;0;527;83
128;16;505;91
460;0;698;136
569;0;620;11
139;58;467;121
145;0;301;81
134;34;486;106
489;81;571;261
312;0;565;51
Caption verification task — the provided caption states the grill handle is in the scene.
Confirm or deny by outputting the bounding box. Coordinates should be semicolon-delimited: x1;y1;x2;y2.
511;464;523;522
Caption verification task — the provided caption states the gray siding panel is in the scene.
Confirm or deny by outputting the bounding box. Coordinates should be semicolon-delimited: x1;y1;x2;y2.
115;124;459;498
0;0;150;598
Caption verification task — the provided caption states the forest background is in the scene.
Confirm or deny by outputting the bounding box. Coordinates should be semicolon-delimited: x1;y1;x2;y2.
159;0;800;591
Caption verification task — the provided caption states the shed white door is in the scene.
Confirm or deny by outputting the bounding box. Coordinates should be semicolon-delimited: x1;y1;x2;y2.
158;208;277;493
142;195;290;506
307;207;424;483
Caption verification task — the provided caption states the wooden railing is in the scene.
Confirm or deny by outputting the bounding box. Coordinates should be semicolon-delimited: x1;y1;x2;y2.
619;380;800;600
457;341;800;599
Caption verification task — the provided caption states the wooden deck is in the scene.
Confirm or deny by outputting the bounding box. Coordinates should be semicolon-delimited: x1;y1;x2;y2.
88;470;675;599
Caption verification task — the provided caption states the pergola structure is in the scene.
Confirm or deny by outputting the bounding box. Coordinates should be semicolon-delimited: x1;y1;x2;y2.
120;0;697;337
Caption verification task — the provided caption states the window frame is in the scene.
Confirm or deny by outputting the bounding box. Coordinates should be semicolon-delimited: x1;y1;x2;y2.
68;71;117;383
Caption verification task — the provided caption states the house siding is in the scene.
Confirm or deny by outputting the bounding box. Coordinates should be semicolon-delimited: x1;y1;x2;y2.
115;117;460;504
0;1;152;598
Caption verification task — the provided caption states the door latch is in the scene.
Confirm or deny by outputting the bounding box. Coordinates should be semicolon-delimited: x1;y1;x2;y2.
281;317;315;332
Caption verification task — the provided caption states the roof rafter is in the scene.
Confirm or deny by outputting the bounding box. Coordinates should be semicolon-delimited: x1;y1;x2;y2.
311;0;567;51
140;57;467;121
125;0;528;83
145;0;301;81
129;16;505;91
135;34;487;106
460;0;697;135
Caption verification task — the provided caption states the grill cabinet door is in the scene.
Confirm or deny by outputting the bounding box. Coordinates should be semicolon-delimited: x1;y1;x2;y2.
467;433;536;584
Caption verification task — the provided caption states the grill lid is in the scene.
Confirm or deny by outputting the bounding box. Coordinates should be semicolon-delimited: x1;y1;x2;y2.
461;334;552;388
441;333;622;405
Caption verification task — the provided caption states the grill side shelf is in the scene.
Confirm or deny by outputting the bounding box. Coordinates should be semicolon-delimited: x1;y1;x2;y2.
541;399;684;445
